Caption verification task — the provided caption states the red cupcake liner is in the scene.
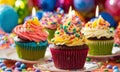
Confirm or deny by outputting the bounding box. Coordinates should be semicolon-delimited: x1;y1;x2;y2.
50;47;89;69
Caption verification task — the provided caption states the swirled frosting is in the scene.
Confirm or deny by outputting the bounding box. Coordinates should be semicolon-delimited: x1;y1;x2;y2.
51;12;85;46
14;17;48;42
41;12;63;29
81;16;114;39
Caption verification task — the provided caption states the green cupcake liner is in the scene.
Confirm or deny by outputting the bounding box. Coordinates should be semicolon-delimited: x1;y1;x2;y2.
86;40;114;55
46;28;56;41
15;41;48;60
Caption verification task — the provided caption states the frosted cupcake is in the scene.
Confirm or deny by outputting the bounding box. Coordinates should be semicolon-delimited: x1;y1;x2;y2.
13;17;48;60
41;12;63;42
114;22;120;46
50;10;88;69
82;16;114;55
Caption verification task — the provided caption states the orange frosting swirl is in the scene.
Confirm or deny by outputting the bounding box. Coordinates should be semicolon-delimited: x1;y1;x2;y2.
14;17;48;42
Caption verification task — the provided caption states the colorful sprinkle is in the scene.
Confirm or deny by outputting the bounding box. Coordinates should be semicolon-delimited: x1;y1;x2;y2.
68;21;71;25
113;69;120;72
113;66;119;70
20;63;26;69
86;58;91;62
1;66;7;71
35;69;41;72
15;62;22;67
103;68;109;72
0;63;6;67
106;64;112;69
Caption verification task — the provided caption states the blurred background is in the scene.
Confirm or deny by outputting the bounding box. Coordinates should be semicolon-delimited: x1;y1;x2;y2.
0;0;120;29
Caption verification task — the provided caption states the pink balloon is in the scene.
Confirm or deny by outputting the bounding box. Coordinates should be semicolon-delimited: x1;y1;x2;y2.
28;0;40;8
55;0;74;13
105;0;120;16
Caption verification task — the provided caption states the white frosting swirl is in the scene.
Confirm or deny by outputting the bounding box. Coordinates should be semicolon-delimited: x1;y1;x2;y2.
82;16;114;39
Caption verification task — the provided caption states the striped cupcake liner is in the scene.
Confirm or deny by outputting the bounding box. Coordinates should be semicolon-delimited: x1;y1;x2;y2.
50;47;88;69
86;39;114;55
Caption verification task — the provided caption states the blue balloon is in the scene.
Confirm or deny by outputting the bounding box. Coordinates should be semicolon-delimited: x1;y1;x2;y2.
100;12;117;28
36;11;43;20
40;0;56;11
74;0;95;12
0;5;18;33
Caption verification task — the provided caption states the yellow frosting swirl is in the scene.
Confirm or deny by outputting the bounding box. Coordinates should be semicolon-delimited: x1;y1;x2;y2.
51;15;85;46
82;16;114;39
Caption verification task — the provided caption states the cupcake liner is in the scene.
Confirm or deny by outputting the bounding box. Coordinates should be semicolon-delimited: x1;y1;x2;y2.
86;39;114;55
50;47;88;69
15;41;48;60
46;28;56;41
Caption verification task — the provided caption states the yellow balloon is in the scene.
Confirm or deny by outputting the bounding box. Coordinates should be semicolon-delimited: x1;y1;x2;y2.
0;0;15;6
15;0;25;9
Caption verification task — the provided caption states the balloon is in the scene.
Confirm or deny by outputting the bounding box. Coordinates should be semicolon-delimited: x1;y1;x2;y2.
56;0;74;13
28;0;40;8
105;0;120;16
74;0;95;12
0;5;18;33
40;0;56;11
14;0;30;24
0;0;15;6
95;0;106;5
100;12;117;28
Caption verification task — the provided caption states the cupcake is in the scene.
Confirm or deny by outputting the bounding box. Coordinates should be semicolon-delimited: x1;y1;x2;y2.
82;16;114;55
41;12;63;42
13;17;48;60
50;10;88;69
114;22;120;46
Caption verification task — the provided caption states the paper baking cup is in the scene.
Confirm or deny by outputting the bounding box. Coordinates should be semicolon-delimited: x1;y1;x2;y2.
86;39;114;55
15;41;48;60
50;47;88;69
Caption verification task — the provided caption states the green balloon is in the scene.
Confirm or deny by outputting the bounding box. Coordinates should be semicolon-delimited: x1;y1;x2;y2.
13;0;30;24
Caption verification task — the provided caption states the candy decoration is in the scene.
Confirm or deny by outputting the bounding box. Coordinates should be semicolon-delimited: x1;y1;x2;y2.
0;63;5;67
74;0;95;12
114;44;119;47
35;69;41;72
103;69;109;72
15;67;22;71
27;67;33;71
112;66;119;70
0;5;18;33
40;0;56;11
0;61;41;72
98;62;103;67
106;64;112;69
113;69;120;72
22;69;27;72
20;63;26;69
1;66;7;71
15;62;22;67
86;58;91;62
100;12;117;28
5;68;12;72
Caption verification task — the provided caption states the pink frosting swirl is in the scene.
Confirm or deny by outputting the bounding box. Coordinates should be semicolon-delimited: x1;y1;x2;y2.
14;17;48;42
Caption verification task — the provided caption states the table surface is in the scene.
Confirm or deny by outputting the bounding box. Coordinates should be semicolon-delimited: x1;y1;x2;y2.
0;47;120;72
